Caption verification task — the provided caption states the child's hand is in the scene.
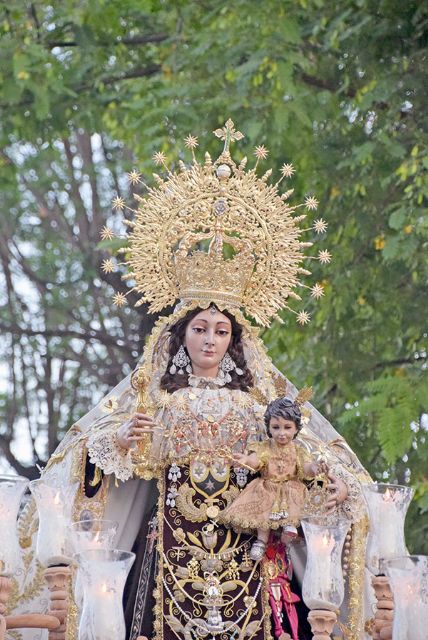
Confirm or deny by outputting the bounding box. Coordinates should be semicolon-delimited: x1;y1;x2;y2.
231;451;260;471
227;451;245;466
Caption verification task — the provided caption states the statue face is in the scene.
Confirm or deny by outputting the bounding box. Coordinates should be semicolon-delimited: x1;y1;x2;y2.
268;416;298;446
184;308;232;377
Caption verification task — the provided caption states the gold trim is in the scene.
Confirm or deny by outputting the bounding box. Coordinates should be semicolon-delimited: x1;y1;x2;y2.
347;516;369;639
153;472;165;640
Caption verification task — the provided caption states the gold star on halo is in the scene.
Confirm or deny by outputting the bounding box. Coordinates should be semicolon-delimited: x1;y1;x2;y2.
112;196;126;211
100;226;115;241
305;196;319;211
101;258;116;274
311;283;325;299
318;250;332;264
296;310;311;325
313;218;328;234
254;145;269;160
152;151;167;166
184;134;199;149
281;163;295;178
112;292;127;307
127;170;142;185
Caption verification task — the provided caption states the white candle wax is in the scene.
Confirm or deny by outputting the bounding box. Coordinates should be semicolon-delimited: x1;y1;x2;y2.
377;488;399;561
0;476;28;574
307;533;336;610
89;582;122;639
46;491;67;563
31;483;72;566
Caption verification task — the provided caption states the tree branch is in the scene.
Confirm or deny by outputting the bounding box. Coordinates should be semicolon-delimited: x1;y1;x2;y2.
0;322;134;354
46;33;168;48
0;438;41;480
300;72;357;98
0;64;160;111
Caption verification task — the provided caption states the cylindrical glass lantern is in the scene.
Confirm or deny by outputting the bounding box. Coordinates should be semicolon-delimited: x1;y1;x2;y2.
301;516;349;611
75;549;135;640
68;520;118;609
0;475;29;575
68;519;118;555
385;555;428;640
362;483;414;575
29;478;76;566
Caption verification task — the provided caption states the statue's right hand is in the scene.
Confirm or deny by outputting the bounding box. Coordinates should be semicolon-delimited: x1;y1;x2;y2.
116;413;155;450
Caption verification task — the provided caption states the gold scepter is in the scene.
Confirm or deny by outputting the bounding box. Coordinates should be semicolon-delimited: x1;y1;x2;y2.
130;367;152;462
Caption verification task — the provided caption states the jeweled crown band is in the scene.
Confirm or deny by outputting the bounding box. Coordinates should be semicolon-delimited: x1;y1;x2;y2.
179;289;242;307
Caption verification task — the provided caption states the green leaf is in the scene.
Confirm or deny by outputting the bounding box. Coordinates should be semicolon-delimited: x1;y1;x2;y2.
388;209;405;230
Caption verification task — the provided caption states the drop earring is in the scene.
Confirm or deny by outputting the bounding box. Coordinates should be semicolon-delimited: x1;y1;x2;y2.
219;352;244;383
169;345;192;375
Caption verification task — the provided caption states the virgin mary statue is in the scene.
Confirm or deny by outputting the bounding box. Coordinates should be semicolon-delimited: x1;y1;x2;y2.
13;120;372;640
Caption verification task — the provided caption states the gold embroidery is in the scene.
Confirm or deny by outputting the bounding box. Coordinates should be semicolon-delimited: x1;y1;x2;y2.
347;516;369;639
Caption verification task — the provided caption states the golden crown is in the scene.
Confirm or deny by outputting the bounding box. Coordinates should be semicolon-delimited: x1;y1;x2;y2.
101;119;331;327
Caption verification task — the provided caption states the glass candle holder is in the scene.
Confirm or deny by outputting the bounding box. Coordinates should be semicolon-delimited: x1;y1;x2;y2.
68;520;118;609
75;549;135;640
301;516;349;611
362;483;414;575
0;475;29;575
384;555;428;640
29;478;76;566
68;519;118;555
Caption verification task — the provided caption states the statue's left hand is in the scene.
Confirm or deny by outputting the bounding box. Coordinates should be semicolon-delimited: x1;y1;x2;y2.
325;473;348;514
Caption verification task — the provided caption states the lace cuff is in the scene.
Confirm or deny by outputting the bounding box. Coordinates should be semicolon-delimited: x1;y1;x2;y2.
87;428;133;482
331;464;366;523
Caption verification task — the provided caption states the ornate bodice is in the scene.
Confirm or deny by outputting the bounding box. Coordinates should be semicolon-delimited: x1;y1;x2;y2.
249;440;309;482
87;376;266;482
150;378;266;467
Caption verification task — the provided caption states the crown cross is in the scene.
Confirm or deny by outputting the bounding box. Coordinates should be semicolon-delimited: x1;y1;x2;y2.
213;119;244;154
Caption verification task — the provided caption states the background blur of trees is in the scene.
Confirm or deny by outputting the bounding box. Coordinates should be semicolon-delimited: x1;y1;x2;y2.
0;1;426;550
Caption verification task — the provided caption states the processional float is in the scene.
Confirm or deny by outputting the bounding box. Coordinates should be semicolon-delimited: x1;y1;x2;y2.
1;474;424;639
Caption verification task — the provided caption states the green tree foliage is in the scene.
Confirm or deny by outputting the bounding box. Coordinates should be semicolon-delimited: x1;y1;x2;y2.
0;1;426;548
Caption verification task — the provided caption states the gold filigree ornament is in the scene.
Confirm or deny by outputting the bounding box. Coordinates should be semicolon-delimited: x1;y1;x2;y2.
106;119;331;326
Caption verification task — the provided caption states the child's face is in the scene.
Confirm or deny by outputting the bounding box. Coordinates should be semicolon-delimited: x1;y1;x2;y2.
269;416;298;446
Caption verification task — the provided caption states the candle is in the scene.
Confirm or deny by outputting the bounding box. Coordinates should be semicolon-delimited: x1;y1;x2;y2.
69;524;117;553
0;476;29;575
301;517;348;612
87;581;120;639
362;483;414;575
67;519;118;608
309;533;336;610
30;479;76;566
377;488;398;561
385;555;428;640
76;549;135;640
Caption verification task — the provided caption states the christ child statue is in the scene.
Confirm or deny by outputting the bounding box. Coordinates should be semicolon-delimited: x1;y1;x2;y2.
221;396;327;560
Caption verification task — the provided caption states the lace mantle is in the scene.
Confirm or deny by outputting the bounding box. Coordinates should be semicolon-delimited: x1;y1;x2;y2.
87;430;133;482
